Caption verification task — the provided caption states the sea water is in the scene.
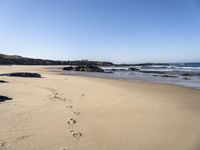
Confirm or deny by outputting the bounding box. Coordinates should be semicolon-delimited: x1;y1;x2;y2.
61;63;200;89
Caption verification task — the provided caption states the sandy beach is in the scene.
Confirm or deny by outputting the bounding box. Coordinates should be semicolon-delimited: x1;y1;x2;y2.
0;65;200;150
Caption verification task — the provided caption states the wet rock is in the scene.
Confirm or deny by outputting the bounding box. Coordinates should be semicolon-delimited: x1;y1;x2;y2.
62;66;73;71
111;69;127;71
63;65;104;72
181;73;192;76
128;67;140;71
0;72;41;78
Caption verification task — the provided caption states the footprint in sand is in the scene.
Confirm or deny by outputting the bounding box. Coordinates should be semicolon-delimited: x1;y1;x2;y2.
0;140;11;149
79;93;86;101
67;118;76;125
16;135;30;140
59;148;68;150
65;105;73;109
80;94;85;97
73;112;80;116
72;132;82;138
69;129;82;139
70;129;74;133
48;89;66;101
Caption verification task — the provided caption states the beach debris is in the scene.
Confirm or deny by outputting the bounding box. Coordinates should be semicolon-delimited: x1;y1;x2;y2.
0;72;41;78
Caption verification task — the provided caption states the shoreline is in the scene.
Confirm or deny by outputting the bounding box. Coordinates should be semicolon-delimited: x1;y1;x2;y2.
59;72;200;91
1;64;200;90
42;65;200;90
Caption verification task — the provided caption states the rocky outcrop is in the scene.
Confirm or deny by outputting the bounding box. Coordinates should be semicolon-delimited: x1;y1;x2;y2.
0;96;12;102
63;65;104;72
183;77;191;80
0;72;42;78
65;60;113;66
0;80;8;83
128;67;140;71
181;73;192;76
63;66;74;71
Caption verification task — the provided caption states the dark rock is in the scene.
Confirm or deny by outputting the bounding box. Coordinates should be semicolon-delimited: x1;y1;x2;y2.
111;69;127;71
181;73;192;76
161;75;178;78
63;65;104;72
183;77;191;80
128;67;140;71
0;80;8;83
152;75;159;77
0;72;41;78
0;95;12;102
63;66;74;71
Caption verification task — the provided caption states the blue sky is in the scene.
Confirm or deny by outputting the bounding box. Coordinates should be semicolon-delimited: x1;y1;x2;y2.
0;0;200;63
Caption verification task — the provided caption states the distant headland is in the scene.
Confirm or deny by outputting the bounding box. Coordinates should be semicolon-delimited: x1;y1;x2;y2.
0;53;113;66
0;53;171;66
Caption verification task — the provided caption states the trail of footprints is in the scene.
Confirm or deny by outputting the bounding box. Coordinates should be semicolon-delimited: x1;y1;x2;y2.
66;93;86;139
0;86;86;150
45;87;86;150
46;87;84;140
66;107;82;139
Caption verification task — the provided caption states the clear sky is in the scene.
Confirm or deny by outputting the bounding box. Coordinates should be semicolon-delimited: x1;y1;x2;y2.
0;0;200;63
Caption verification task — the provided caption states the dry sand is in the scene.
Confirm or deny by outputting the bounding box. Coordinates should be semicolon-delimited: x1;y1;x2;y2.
0;65;200;150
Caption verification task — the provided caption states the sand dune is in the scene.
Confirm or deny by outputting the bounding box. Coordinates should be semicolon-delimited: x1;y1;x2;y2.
0;65;200;150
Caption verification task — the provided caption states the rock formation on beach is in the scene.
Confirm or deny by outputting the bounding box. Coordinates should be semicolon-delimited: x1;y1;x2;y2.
0;95;12;102
128;67;140;71
0;80;8;83
63;65;104;72
0;72;42;78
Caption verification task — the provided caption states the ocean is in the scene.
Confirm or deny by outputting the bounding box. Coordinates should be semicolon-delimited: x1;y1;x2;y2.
61;63;200;89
